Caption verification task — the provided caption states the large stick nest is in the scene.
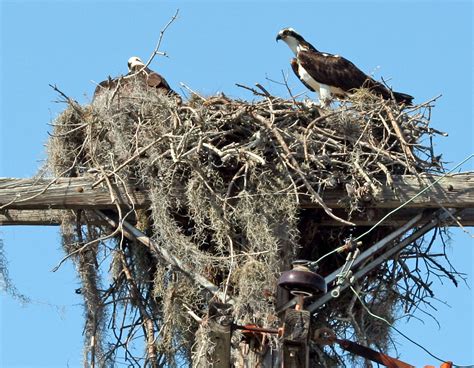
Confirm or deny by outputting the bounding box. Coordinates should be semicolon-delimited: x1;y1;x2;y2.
46;82;454;367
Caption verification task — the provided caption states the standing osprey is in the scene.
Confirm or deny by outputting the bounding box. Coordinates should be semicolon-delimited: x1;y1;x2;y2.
93;56;181;103
276;28;413;107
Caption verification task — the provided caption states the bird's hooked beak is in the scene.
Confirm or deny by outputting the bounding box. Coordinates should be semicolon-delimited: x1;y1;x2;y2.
276;34;282;42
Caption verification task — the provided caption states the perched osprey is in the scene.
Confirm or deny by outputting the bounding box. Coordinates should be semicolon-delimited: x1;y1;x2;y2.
93;56;181;102
276;28;413;107
126;56;180;101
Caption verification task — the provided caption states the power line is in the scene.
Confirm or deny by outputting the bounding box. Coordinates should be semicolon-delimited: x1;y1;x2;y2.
310;155;474;366
312;153;474;268
349;285;473;368
353;154;474;243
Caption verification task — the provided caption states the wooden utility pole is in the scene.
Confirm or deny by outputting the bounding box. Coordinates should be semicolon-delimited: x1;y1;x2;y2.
2;173;474;367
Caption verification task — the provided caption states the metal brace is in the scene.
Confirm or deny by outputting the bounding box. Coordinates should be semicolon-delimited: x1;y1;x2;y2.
331;240;361;298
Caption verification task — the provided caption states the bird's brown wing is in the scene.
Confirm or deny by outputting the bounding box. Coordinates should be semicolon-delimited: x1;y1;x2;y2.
297;50;411;102
146;71;171;90
297;50;376;92
144;68;181;102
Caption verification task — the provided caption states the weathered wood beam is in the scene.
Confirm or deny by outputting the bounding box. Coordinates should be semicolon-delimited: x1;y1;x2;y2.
3;208;473;227
312;208;474;227
0;209;66;226
0;209;113;226
0;177;148;210
1;175;474;227
314;173;474;209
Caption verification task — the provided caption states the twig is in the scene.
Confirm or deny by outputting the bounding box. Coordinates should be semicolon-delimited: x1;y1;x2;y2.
49;84;81;110
222;235;235;302
183;303;203;323
353;160;379;195
252;112;355;226
280;70;299;106
180;82;206;100
121;9;179;83
255;83;272;97
235;83;267;97
92;135;169;188
144;9;180;67
384;105;417;165
434;199;474;238
117;250;158;368
51;224;120;272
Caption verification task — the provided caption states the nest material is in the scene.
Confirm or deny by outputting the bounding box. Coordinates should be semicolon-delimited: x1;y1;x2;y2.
46;83;450;367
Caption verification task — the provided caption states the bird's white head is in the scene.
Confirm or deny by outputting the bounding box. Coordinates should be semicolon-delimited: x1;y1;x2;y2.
127;56;145;72
276;28;315;55
277;27;298;39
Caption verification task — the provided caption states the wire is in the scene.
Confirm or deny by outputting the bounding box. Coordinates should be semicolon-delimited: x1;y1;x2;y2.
312;154;474;366
354;153;474;242
312;154;474;267
315;153;473;266
311;244;347;266
349;286;473;368
349;285;446;362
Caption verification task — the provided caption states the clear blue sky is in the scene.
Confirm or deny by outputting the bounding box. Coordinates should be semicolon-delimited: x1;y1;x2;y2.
1;1;472;367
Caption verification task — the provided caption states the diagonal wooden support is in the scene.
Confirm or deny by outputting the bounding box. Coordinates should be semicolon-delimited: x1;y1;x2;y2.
94;210;233;305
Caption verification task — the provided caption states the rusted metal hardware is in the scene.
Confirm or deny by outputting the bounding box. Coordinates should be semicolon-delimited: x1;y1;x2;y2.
313;328;415;368
338;237;362;253
233;323;280;336
424;363;453;368
331;247;360;298
234;323;281;354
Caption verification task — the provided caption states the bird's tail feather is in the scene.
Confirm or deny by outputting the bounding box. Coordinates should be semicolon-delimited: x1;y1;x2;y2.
393;91;414;105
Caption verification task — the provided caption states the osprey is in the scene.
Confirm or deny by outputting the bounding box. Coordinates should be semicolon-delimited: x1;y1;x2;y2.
276;28;413;107
126;56;180;101
93;56;181;102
